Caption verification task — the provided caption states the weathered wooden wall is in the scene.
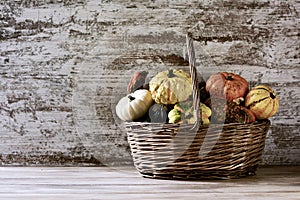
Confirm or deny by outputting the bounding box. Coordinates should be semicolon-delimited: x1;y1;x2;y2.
0;0;299;166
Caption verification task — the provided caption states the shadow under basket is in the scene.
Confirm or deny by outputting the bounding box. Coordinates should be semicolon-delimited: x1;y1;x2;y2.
125;120;270;180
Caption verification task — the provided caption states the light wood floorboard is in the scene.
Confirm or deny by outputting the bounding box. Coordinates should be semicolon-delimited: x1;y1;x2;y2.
0;166;299;200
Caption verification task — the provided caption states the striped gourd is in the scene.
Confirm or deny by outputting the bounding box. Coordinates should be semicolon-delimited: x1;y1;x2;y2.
149;69;192;105
245;85;279;119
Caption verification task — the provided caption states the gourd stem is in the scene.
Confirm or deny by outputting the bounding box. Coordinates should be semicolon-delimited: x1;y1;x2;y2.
270;92;276;99
128;95;135;101
167;70;176;78
226;75;233;80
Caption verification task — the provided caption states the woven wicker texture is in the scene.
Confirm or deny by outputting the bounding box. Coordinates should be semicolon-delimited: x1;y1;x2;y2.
126;120;270;179
124;35;271;180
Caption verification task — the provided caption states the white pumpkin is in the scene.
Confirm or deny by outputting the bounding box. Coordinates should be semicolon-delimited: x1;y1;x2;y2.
116;89;153;121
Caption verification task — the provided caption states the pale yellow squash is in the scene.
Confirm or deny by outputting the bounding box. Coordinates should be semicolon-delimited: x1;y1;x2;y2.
245;85;279;119
149;69;192;104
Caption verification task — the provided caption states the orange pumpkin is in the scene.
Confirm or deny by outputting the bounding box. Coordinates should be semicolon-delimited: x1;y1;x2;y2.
206;72;249;102
245;85;279;119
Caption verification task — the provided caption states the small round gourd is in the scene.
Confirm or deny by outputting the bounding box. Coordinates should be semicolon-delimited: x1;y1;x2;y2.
148;104;168;123
149;69;192;104
208;98;256;124
245;85;279;119
206;72;249;102
116;89;153;121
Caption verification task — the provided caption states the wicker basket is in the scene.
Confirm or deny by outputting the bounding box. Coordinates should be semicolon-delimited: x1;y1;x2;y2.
124;35;270;180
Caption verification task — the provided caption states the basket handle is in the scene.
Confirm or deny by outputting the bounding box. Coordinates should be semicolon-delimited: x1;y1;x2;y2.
186;34;202;128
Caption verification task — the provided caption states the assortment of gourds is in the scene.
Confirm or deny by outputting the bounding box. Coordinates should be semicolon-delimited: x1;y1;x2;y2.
116;69;279;125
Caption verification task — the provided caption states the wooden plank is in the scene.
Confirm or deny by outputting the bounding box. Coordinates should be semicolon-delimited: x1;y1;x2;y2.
0;0;299;166
0;166;299;200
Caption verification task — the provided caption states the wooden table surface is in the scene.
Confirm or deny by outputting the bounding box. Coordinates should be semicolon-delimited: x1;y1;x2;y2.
0;166;299;200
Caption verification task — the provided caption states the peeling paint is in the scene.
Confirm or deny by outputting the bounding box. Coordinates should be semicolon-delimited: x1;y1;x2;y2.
0;0;299;166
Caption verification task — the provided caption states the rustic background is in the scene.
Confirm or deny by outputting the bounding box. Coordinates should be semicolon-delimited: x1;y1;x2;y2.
0;0;299;166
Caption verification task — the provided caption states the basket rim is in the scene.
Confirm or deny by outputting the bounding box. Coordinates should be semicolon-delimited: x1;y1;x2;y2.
124;119;270;126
